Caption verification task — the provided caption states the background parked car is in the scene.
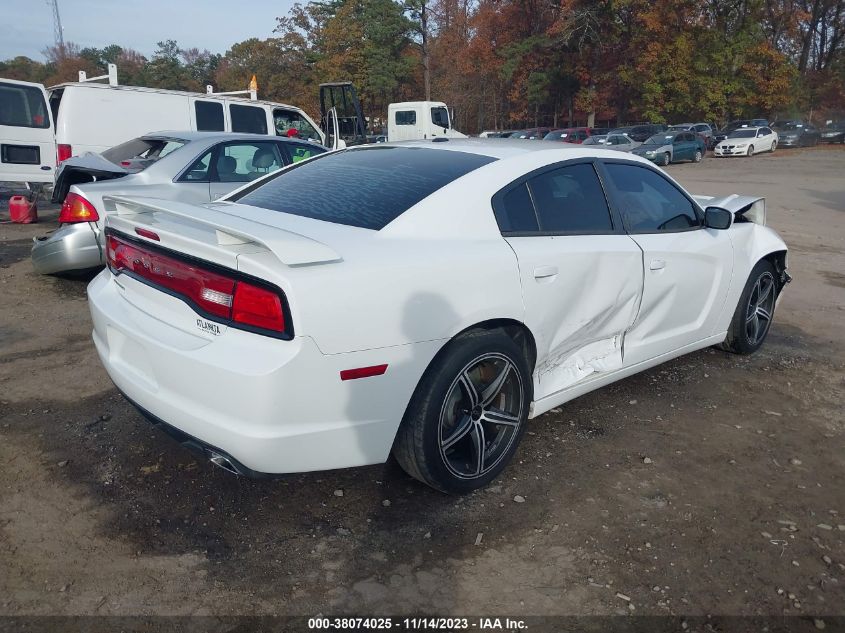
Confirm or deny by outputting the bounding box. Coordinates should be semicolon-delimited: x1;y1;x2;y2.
712;119;769;146
820;123;845;143
631;130;705;165
543;127;593;143
598;132;641;152
509;128;551;139
624;124;668;142
31;131;326;274
772;121;820;147
714;126;778;156
669;122;714;147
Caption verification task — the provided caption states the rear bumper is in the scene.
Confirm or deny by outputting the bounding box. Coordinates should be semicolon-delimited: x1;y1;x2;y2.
31;222;103;274
87;271;439;474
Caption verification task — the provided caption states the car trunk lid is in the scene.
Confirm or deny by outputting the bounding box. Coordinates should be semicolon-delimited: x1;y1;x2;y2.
51;153;129;203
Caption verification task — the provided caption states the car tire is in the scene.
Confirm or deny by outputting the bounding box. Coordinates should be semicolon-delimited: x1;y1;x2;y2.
693;149;702;163
747;144;755;156
661;152;670;166
719;260;778;355
770;141;777;152
392;329;532;494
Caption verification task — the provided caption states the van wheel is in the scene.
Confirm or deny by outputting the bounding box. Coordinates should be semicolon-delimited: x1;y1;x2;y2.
720;260;778;355
393;329;532;494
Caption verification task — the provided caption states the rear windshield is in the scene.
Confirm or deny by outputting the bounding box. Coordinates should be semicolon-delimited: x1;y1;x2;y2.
231;146;497;230
0;82;50;129
102;137;186;170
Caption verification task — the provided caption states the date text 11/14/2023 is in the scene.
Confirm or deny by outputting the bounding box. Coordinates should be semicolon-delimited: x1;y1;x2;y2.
307;617;528;630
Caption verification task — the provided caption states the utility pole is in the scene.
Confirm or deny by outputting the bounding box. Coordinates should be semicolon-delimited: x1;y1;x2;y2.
46;0;65;50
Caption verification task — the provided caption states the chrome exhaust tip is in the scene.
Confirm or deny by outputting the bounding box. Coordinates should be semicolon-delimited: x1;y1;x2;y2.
207;451;240;475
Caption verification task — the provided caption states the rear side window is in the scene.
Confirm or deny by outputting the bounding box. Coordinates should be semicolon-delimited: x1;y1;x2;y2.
101;137;186;171
499;182;538;232
230;104;268;134
231;146;496;230
604;163;699;232
195;101;225;131
527;163;613;233
395;111;416;125
0;82;50;128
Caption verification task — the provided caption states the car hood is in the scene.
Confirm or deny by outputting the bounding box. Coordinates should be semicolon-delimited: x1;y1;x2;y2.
633;144;670;154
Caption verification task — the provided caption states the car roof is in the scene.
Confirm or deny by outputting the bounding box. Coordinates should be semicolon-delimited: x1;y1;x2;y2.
361;138;657;164
143;130;325;148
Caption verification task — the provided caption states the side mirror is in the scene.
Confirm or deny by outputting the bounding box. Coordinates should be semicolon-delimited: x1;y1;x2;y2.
704;206;733;230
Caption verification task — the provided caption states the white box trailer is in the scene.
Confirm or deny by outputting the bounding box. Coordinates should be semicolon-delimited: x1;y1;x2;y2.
387;101;467;142
0;68;325;189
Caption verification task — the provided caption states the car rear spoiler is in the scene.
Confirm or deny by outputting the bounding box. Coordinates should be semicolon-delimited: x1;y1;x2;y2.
693;194;766;225
102;195;342;267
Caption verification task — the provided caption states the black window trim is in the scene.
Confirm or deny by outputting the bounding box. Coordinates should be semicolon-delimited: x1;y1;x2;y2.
595;158;704;235
491;158;624;237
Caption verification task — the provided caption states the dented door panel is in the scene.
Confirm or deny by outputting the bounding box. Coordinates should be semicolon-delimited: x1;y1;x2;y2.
505;234;644;401
623;228;734;365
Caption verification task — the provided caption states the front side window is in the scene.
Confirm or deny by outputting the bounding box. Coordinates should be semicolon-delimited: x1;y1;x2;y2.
214;142;284;183
395;110;417;126
527;163;613;233
230;146;496;230
431;107;450;128
230;104;268;135
273;109;320;142
195;101;225;131
604;163;699;233
0;82;50;128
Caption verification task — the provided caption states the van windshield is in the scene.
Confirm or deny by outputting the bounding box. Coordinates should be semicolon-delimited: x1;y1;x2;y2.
101;137;186;171
0;82;50;129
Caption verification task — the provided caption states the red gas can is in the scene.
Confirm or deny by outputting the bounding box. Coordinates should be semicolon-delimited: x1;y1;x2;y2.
9;196;38;224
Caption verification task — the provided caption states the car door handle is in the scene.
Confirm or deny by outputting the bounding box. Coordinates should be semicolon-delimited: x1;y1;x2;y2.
649;259;666;271
533;265;558;280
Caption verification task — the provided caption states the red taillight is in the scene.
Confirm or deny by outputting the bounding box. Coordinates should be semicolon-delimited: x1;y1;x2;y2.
57;144;72;164
232;282;285;332
106;232;288;336
59;192;99;223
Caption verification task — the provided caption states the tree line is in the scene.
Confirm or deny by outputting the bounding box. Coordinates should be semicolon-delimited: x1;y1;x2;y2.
2;0;843;133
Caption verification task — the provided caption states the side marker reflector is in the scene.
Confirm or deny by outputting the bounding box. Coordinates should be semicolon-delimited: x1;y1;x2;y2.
340;364;388;381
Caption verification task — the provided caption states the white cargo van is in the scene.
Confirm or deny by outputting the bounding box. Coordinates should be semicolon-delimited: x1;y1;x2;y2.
1;71;325;188
49;82;325;158
387;101;467;142
0;79;57;186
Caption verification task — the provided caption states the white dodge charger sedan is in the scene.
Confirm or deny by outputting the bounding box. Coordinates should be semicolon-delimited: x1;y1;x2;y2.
87;140;790;493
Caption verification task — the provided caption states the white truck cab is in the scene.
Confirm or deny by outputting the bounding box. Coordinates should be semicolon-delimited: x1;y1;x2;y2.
387;101;467;142
0;78;57;187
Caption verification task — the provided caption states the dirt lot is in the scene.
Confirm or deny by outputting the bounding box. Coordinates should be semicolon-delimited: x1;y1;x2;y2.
1;147;844;625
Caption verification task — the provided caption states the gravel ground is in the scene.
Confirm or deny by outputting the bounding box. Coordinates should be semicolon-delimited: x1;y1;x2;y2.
0;147;843;625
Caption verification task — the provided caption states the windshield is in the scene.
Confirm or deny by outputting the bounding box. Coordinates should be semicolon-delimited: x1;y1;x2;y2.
643;133;674;145
0;82;50;129
431;106;450;129
776;122;802;130
726;120;751;130
728;130;756;139
274;109;320;142
230;146;496;230
101;137;186;169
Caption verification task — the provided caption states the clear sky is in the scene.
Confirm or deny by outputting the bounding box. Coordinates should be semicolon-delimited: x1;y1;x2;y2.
0;0;297;61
